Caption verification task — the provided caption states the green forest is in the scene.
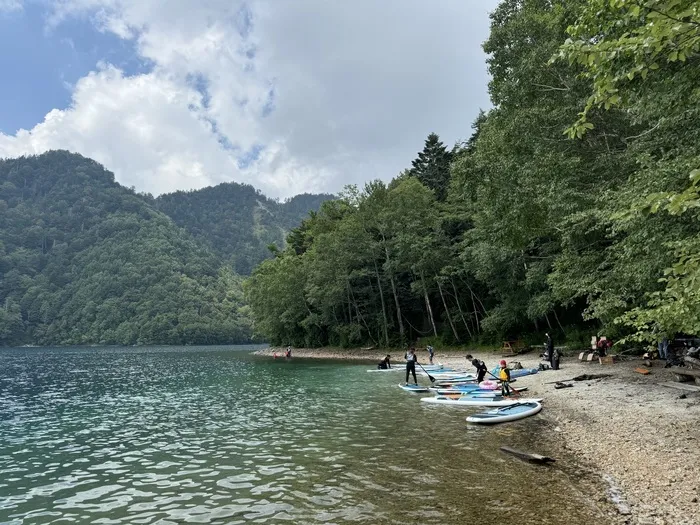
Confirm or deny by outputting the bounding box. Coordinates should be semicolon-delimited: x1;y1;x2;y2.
245;0;700;349
0;151;330;346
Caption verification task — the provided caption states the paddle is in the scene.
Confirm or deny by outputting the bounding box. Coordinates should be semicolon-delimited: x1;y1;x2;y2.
416;361;436;383
495;402;529;412
486;369;522;398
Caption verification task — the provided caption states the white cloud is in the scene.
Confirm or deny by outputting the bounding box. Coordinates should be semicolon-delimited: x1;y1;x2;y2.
0;0;22;12
0;0;499;197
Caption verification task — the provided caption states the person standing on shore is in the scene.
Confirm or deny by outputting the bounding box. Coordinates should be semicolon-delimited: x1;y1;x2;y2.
285;346;292;359
658;336;669;360
465;354;488;383
405;347;418;385
498;360;512;396
545;333;554;366
427;345;434;365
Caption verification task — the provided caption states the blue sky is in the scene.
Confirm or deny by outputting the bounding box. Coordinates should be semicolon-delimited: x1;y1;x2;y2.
0;1;498;198
0;3;149;134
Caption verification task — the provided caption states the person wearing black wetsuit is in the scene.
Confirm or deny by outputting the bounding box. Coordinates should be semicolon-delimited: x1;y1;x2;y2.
465;354;488;383
377;354;392;369
405;348;418;385
545;333;554;367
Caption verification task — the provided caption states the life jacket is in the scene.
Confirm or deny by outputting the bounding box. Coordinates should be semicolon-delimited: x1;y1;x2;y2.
499;367;508;381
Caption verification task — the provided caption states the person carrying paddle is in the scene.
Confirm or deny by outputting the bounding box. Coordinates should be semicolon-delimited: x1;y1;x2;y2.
377;354;392;369
498;360;512;396
426;345;435;364
465;354;488;383
405;347;418;385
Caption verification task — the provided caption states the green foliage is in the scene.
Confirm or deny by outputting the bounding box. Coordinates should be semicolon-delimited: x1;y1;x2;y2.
0;151;322;346
557;0;700;138
245;0;700;348
155;185;333;274
557;0;700;341
410;133;453;201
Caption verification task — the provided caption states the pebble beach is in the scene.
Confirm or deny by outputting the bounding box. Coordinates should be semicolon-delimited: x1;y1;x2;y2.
256;346;700;525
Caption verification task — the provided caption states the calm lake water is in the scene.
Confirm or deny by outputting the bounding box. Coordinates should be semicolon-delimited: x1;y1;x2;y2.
0;346;611;524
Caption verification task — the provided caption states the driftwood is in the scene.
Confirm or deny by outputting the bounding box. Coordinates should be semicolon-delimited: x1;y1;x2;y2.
546;373;611;384
684;356;700;368
659;382;700;393
669;366;700;378
500;446;555;464
554;382;573;389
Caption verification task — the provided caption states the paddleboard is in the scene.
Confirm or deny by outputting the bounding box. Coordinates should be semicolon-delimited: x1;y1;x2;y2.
434;386;528;395
489;367;539;379
466;401;542;424
398;384;430;392
421;396;542;407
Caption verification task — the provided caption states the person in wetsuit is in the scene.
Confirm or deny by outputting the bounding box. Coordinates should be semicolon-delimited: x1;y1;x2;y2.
377;354;392;369
405;347;418;385
465;354;488;383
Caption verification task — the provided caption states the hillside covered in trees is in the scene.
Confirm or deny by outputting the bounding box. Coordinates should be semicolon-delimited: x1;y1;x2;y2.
245;0;700;349
0;151;331;346
155;186;333;274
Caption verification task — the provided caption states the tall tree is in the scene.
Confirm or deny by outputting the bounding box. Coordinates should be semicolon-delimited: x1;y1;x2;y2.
410;133;453;201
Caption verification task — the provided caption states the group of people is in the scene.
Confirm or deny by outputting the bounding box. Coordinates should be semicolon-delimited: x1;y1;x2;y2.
272;346;293;359
377;346;435;383
379;346;516;397
465;355;512;396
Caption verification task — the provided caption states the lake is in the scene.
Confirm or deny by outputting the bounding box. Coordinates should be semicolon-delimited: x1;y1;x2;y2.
0;345;611;524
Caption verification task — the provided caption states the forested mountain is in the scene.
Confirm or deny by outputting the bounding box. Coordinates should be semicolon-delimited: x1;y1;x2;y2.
0;151;330;346
155;185;333;274
245;0;700;348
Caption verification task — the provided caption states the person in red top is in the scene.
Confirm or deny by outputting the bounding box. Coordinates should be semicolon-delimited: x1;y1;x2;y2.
597;337;612;357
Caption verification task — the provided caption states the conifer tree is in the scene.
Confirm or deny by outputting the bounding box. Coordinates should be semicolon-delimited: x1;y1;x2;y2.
410;133;453;201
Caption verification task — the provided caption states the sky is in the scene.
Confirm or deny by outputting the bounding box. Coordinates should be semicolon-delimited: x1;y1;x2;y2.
0;0;500;198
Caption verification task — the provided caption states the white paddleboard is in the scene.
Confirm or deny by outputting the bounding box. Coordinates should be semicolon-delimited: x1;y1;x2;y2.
421;396;543;407
466;401;543;424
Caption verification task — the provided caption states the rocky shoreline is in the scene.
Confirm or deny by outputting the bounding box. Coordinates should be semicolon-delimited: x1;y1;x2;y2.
255;346;700;525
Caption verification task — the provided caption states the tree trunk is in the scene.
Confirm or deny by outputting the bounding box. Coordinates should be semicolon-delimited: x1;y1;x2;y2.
450;278;473;338
374;261;390;347
552;308;565;333
350;280;378;346
470;290;481;333
382;239;405;343
436;275;460;342
544;312;553;330
421;272;438;337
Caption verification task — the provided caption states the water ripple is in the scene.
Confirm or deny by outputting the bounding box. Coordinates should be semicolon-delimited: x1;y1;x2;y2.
0;346;611;525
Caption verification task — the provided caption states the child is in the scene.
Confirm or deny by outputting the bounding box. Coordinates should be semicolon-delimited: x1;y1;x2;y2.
498;359;512;396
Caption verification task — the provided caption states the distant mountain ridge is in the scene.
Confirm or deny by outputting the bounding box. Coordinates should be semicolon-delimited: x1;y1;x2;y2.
0;150;332;346
155;183;334;274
